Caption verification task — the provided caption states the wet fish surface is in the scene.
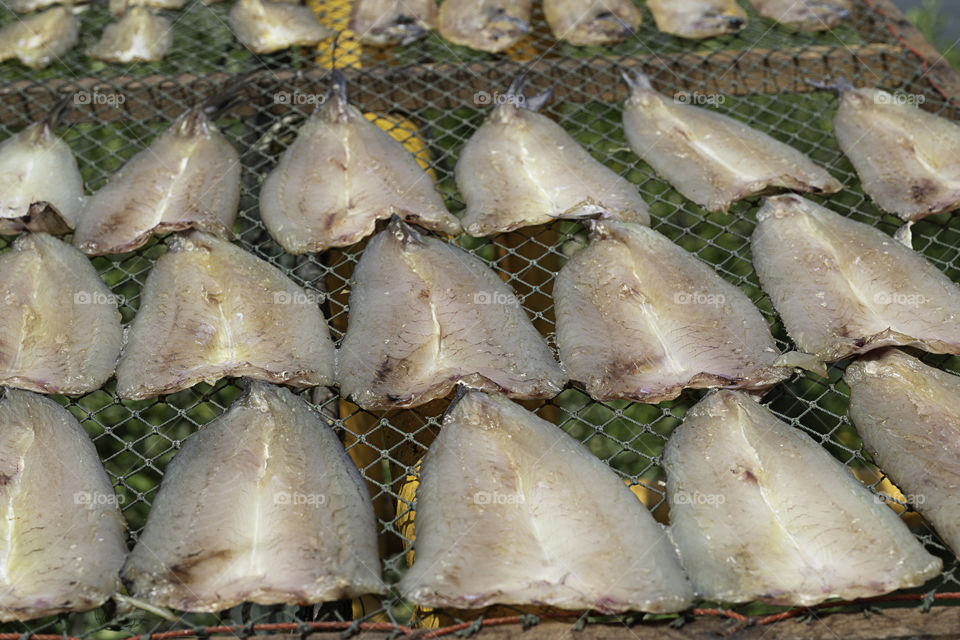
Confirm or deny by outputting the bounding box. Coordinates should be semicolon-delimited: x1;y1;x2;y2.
349;0;436;45
665;390;942;605
751;194;960;363
749;0;851;31
646;0;746;39
87;6;173;63
73;105;240;255
123;381;384;612
115;232;335;399
0;103;83;235
261;72;459;254
457;76;649;236
846;348;960;555
543;0;642;45
0;6;79;69
831;81;960;221
228;0;332;53
399;391;693;612
0;233;122;395
0;388;127;621
555;220;790;403
622;71;842;211
437;0;530;52
337;218;566;409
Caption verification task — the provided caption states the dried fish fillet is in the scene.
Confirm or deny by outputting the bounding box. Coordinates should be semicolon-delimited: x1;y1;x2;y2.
337;218;566;409
752;194;960;363
116;232;335;399
123;381;384;612
749;0;851;31
555;220;790;403
228;0;333;54
832;81;960;221
646;0;746;39
622;71;842;212
457;76;649;236
9;0;82;13
0;389;127;622
0;6;79;69
543;0;642;45
0;233;122;395
0;103;83;235
400;391;693;612
437;0;530;52
665;390;942;605
846;349;960;555
261;72;460;254
73;106;239;256
87;7;173;63
349;0;435;45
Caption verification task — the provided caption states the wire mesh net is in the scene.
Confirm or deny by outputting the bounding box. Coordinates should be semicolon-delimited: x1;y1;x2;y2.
1;0;960;636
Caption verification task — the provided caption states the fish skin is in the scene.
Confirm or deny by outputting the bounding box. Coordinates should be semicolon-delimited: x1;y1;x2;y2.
543;0;642;45
87;7;173;63
456;78;649;236
622;71;842;212
261;73;459;254
72;108;239;256
115;231;335;400
846;349;960;556
664;390;942;606
0;6;79;70
399;391;693;613
122;381;384;612
228;0;333;54
0;233;122;395
749;0;851;31
646;0;746;39
0;114;83;235
0;388;127;622
437;0;530;52
337;218;566;409
751;194;960;362
555;220;790;403
349;0;436;45
833;85;960;221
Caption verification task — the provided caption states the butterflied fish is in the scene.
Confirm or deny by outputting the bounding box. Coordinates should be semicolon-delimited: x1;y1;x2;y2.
115;231;335;400
0;102;83;235
543;0;642;45
123;381;384;612
87;6;173;63
555;220;790;403
399;390;693;612
228;0;333;54
846;349;960;555
749;0;851;31
622;71;842;211
0;389;126;621
828;79;960;221
261;71;460;254
437;0;530;52
752;194;960;363
0;233;122;395
457;75;649;236
338;218;566;409
349;0;435;45
73;101;240;256
646;0;746;39
665;390;942;605
0;6;79;69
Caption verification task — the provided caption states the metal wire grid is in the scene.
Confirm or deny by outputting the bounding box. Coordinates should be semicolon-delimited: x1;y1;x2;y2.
0;0;959;636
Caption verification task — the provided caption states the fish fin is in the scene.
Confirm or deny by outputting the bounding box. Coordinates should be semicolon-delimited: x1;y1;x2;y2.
774;351;828;378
